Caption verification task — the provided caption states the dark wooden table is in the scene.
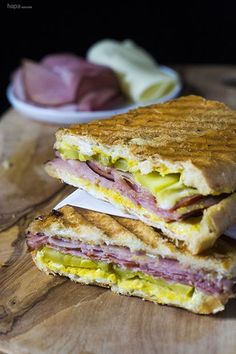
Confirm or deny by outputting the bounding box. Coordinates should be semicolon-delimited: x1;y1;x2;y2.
1;65;236;354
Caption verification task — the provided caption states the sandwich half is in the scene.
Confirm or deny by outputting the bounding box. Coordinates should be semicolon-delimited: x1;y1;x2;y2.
26;205;236;314
45;95;236;254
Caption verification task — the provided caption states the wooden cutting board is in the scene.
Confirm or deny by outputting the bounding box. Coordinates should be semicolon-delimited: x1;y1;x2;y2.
1;65;236;354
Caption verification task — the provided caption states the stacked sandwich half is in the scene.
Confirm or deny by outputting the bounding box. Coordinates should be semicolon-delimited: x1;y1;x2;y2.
27;95;236;314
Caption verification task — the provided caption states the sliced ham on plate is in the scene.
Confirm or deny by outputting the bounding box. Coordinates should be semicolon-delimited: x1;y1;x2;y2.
11;53;125;111
23;59;78;105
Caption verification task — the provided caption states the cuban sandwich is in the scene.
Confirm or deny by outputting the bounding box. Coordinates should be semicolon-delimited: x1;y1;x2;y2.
45;95;236;255
26;205;236;314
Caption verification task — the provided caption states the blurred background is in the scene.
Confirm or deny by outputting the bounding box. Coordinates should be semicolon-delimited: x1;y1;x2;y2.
1;1;236;114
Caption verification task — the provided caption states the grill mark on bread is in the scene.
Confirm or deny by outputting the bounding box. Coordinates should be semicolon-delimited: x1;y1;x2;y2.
78;208;140;241
73;116;236;127
69;129;236;139
112;217;159;248
86;114;236;126
74;123;236;135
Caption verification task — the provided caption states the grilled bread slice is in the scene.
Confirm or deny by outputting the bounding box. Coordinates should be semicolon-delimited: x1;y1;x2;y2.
27;205;236;315
55;95;236;195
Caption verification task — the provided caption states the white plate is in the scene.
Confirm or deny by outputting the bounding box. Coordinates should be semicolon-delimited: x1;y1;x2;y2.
7;66;182;124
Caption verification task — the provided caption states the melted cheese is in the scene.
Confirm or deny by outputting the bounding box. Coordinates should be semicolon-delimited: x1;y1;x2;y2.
36;247;194;304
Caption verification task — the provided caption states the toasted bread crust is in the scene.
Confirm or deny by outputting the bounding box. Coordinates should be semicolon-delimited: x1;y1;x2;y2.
27;205;236;276
56;96;236;195
44;161;236;255
32;251;229;315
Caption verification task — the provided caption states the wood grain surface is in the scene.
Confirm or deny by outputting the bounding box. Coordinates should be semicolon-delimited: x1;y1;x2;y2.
1;65;236;354
0;111;64;231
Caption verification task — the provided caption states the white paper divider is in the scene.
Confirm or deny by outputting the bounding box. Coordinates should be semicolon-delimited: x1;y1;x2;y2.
55;189;138;220
55;189;236;239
